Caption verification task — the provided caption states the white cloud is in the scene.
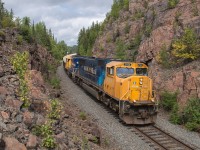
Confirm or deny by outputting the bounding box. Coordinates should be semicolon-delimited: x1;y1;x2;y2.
3;0;113;46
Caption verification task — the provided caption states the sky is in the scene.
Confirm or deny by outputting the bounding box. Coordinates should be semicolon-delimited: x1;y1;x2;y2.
3;0;113;46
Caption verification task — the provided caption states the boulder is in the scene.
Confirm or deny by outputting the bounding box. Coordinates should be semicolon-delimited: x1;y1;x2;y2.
26;134;37;149
1;111;10;120
23;111;34;127
0;86;7;96
5;99;23;110
4;137;27;150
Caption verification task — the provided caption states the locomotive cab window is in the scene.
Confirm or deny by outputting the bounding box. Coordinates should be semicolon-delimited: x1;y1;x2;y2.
117;67;134;78
107;67;114;76
136;68;147;76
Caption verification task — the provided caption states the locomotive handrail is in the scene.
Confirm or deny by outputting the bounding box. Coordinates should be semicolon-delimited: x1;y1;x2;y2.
119;79;130;100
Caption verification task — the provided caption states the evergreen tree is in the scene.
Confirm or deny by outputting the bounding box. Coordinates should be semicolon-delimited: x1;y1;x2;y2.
0;1;69;61
77;21;101;56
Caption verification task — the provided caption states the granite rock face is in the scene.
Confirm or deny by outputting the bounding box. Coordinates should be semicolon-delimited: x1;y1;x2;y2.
0;28;52;149
0;28;105;149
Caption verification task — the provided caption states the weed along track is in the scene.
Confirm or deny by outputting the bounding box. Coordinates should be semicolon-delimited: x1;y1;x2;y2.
130;125;198;150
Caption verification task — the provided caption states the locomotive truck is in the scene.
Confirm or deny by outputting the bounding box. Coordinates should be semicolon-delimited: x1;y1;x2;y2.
63;54;158;125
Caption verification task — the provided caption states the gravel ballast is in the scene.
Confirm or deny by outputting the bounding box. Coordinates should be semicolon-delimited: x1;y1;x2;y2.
156;116;200;149
58;65;200;150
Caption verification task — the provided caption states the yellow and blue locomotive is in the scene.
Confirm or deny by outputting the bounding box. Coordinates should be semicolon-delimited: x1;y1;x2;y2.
63;54;158;124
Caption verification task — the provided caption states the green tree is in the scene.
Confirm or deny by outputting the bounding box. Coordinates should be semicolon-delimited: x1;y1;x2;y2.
20;17;32;43
0;0;5;28
0;3;15;28
172;28;200;61
116;39;126;60
77;21;101;56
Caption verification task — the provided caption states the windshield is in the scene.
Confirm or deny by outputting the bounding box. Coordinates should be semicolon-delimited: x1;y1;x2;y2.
136;68;147;76
117;68;134;78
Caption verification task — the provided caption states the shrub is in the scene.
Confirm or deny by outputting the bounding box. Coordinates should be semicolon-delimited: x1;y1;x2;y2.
106;34;112;43
160;91;177;111
32;123;53;137
133;9;144;20
50;76;60;89
129;33;142;50
16;35;23;45
91;136;99;144
0;30;5;37
173;11;182;28
183;98;200;131
100;44;104;52
113;28;120;42
115;39;127;60
81;136;89;150
157;44;172;68
152;7;157;20
124;23;130;34
144;24;153;37
1;16;15;28
103;138;110;147
48;99;62;120
169;103;181;124
20;26;32;43
123;0;129;11
46;63;57;73
172;28;200;61
185;122;200;131
11;51;30;107
42;135;56;148
168;0;179;9
32;123;56;148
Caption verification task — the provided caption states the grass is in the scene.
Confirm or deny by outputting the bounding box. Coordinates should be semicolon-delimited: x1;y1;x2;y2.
79;112;87;120
49;76;60;89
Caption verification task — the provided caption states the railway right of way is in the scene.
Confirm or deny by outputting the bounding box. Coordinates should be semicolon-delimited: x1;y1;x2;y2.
58;65;200;150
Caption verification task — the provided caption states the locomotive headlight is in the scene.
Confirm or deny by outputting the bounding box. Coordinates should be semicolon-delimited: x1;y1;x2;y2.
139;78;143;85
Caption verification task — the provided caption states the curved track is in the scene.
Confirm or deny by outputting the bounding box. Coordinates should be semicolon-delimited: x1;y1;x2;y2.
130;125;197;150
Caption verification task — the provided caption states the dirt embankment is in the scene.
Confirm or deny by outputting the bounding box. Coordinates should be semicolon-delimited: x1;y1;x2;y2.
0;28;115;149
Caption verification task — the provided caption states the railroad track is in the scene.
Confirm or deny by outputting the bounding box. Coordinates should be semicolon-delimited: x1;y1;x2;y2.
130;125;198;150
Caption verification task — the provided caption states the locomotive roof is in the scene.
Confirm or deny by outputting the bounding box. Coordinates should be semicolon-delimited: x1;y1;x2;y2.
66;53;77;59
63;55;67;63
107;61;148;68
